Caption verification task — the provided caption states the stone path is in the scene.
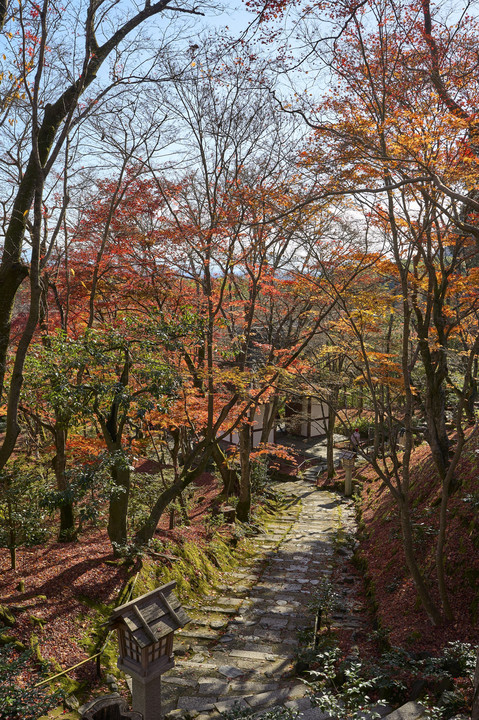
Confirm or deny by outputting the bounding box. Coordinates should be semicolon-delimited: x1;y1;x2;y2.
160;479;373;720
275;433;351;480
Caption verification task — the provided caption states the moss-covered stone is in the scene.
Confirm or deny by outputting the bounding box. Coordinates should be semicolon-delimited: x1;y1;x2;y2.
0;603;16;626
0;632;25;650
30;633;44;662
46;657;83;696
151;540;223;600
30;614;47;628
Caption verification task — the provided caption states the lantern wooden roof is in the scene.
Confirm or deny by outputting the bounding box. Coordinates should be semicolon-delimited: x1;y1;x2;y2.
108;580;190;648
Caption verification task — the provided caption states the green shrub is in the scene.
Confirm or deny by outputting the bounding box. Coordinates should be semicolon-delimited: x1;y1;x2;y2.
223;703;298;720
0;464;50;566
251;457;270;494
308;578;341;630
304;647;386;720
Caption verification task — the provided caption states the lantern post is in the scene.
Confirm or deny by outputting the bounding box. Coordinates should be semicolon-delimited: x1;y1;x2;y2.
342;453;356;496
108;580;190;720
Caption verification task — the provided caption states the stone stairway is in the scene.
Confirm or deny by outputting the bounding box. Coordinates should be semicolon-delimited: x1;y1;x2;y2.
158;480;375;720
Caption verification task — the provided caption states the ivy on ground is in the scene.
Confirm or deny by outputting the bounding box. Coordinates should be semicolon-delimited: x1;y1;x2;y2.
0;644;63;720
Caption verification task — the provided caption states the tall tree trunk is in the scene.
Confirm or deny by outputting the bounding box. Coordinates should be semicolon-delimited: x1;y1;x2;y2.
134;462;206;546
0;173;46;472
435;480;453;622
107;461;130;551
399;500;442;626
95;351;133;553
52;424;75;541
236;423;252;522
424;370;449;479
435;428;466;621
212;443;237;498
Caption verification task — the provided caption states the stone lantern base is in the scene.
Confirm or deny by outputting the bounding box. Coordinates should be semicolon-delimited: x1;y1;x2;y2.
130;675;162;720
119;661;170;720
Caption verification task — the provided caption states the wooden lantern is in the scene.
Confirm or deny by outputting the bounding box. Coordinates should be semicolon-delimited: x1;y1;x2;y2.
108;580;190;681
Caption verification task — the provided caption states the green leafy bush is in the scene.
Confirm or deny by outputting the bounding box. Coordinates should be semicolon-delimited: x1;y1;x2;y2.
223;702;298;720
308;577;341;630
366;642;477;715
251;457;270;494
304;647;385;720
0;464;50;567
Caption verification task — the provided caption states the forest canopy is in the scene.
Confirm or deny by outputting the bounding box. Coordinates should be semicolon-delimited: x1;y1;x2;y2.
0;0;479;646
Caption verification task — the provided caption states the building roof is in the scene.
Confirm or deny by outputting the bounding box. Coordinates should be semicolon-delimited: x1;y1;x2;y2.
108;580;190;648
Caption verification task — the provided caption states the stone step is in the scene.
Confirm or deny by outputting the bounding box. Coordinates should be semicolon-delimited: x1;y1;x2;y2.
228;649;279;661
178;630;219;641
175;660;218;671
184;605;240;615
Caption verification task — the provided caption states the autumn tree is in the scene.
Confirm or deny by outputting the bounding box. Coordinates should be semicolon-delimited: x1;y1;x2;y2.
41;42;353;547
237;0;479;623
0;0;210;476
128;45;346;530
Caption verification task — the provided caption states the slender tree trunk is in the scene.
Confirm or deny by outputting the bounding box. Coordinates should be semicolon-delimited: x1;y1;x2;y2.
373;407;381;461
0;167;47;472
134;462;206;546
435;430;466;621
52;424;75;541
396;291;443;626
435;480;453;621
170;429;190;526
0;265;28;402
178;492;190;526
236;423;252;522
399;501;442;626
212;443;237;498
465;360;478;424
424;377;449;478
107;461;131;551
9;543;16;572
0;277;44;472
